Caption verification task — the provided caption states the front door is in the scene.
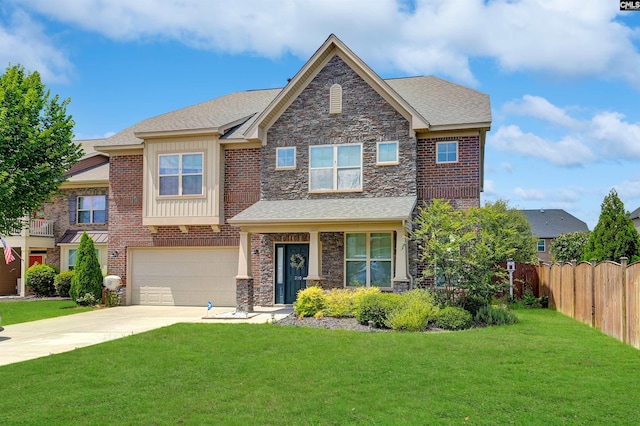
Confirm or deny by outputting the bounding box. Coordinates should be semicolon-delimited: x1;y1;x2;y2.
275;244;309;304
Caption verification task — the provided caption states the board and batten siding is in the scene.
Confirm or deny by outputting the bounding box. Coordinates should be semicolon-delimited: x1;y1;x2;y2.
142;137;222;226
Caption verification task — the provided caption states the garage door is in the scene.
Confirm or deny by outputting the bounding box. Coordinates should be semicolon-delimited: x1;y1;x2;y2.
129;247;238;306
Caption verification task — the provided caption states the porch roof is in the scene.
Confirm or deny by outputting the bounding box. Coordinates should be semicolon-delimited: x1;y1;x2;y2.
228;196;417;227
58;230;108;245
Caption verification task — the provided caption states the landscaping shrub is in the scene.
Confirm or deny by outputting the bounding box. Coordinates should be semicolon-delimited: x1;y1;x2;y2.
70;232;103;302
76;292;97;307
474;305;519;326
293;286;327;317
463;293;490;316
356;292;403;328
25;264;59;297
54;271;74;297
385;289;440;331
434;306;473;331
324;287;380;318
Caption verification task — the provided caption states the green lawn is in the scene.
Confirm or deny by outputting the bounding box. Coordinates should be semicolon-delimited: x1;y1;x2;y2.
0;300;94;326
1;309;639;425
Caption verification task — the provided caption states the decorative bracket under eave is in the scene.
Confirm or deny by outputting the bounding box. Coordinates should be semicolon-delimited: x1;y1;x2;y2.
148;226;158;234
211;225;220;232
179;225;189;234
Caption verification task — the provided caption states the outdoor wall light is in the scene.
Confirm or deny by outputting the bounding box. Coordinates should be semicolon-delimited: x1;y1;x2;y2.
110;250;119;258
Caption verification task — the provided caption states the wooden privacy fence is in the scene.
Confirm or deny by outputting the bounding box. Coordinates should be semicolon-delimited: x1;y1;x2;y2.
538;258;640;349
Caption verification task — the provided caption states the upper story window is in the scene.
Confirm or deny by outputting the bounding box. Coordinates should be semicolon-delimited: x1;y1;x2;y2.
276;147;296;169
159;153;203;196
329;83;342;114
436;141;458;163
309;144;362;192
537;239;546;252
77;195;106;224
377;141;398;165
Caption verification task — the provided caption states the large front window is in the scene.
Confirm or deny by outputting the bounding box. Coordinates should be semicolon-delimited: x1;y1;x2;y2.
309;144;361;191
77;196;106;224
345;232;393;287
159;153;203;196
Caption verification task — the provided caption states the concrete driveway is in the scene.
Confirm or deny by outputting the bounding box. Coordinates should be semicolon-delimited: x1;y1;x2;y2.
0;305;293;367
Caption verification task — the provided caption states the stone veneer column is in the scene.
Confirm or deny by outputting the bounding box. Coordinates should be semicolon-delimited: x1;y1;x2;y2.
236;278;254;313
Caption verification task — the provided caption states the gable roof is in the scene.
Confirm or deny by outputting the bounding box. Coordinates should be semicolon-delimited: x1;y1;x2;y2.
520;209;589;238
96;35;491;151
630;206;640;220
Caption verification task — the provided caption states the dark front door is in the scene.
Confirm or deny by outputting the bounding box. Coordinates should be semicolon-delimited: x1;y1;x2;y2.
275;244;309;304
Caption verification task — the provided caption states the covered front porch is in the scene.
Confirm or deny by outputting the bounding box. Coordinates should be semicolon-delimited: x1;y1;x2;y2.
228;197;416;312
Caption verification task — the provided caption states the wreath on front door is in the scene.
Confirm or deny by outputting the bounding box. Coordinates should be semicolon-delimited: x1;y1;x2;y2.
290;253;306;270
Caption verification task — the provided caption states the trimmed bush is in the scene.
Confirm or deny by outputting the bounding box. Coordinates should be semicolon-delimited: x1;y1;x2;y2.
463;294;490;316
324;287;380;318
76;292;97;307
293;286;327;317
386;289;439;331
54;271;74;297
25;264;59;297
356;292;403;328
434;306;473;331
475;305;519;326
70;232;103;302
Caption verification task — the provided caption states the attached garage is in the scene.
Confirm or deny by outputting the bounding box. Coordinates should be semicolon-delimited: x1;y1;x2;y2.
128;247;238;307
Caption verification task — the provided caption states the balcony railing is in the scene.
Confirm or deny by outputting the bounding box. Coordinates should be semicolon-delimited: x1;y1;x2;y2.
28;219;54;237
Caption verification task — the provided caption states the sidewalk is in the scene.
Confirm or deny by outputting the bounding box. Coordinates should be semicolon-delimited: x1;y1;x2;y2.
0;305;293;366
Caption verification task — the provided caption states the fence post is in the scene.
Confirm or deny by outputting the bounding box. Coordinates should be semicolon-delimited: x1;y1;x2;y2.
621;257;628;344
590;259;596;328
571;260;577;320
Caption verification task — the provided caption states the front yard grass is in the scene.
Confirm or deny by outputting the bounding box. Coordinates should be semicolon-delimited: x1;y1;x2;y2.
1;309;639;425
0;300;93;326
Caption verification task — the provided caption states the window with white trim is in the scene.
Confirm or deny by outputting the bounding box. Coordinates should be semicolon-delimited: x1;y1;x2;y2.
345;232;393;287
309;144;362;191
436;141;458;163
537;239;546;252
276;147;296;169
159;153;203;196
67;248;99;271
377;141;398;164
77;196;106;224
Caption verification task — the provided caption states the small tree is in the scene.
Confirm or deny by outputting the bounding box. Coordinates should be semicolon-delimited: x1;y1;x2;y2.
69;232;103;302
583;189;640;262
550;231;591;262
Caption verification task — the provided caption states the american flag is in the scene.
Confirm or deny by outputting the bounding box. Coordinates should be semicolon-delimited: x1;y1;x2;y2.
2;239;15;264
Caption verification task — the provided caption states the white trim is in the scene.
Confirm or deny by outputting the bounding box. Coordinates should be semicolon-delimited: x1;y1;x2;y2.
376;141;399;165
436;141;459;164
309;143;362;192
158;152;204;197
344;232;394;288
77;195;107;224
275;146;296;170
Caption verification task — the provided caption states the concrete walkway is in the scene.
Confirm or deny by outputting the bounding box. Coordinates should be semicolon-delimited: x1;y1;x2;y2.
0;305;293;367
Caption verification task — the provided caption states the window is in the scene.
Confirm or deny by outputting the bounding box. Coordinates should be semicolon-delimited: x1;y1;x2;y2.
309;144;361;191
276;147;296;169
329;83;342;114
377;141;398;164
537;240;546;252
436;141;458;163
77;196;106;224
68;248;99;271
345;232;393;287
159;153;203;196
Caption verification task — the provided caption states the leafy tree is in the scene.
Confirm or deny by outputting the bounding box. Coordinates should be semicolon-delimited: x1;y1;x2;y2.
70;232;103;302
550;231;591;262
583;189;640;262
0;64;82;236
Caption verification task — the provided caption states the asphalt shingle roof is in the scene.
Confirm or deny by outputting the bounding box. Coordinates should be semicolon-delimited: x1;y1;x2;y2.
520;209;589;238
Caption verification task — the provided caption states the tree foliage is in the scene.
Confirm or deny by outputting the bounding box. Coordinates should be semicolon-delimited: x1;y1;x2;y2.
550;231;591;262
70;232;103;302
583;189;640;263
411;199;537;304
0;64;82;236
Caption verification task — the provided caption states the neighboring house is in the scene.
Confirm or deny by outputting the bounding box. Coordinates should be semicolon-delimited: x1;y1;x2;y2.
0;139;109;296
630;206;640;234
521;209;589;262
96;34;491;310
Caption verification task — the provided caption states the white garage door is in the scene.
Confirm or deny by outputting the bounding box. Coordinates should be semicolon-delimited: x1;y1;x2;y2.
129;247;238;307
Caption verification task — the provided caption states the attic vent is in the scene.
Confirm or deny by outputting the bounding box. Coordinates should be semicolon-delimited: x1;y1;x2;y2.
329;83;342;114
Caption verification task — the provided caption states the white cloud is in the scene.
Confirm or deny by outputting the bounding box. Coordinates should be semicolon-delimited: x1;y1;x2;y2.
0;8;72;83
513;187;545;200
489;125;595;166
589;112;640;159
503;95;582;129
483;179;497;196
7;0;640;87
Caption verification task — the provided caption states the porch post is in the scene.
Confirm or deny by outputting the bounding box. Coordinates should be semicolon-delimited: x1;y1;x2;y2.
235;231;254;312
305;231;323;286
393;227;410;292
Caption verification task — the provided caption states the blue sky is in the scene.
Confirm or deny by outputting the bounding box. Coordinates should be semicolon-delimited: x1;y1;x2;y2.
1;0;639;229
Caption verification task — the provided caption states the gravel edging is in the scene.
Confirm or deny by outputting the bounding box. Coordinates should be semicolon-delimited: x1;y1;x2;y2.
274;314;391;332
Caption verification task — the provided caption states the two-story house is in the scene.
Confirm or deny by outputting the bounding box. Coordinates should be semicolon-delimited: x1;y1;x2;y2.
97;34;491;310
521;209;589;262
0;139;109;296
